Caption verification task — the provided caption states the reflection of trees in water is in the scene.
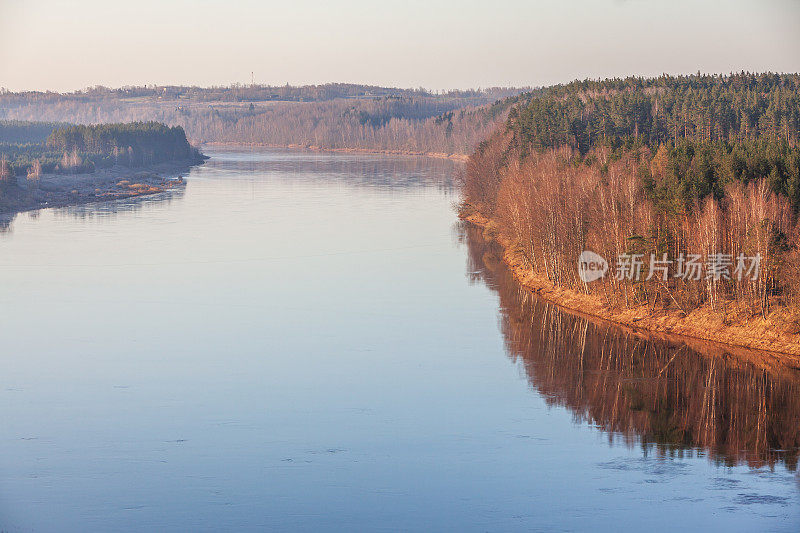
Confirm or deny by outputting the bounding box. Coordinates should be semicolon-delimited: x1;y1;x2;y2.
203;148;458;192
461;223;800;470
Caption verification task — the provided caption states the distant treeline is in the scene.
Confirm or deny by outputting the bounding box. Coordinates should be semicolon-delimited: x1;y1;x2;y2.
0;84;531;155
463;72;800;320
0;83;525;104
0;121;201;177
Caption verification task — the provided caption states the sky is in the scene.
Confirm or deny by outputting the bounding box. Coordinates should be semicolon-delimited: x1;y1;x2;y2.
0;0;798;92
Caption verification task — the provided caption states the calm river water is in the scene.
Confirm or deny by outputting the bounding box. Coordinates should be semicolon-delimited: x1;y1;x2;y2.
1;148;798;531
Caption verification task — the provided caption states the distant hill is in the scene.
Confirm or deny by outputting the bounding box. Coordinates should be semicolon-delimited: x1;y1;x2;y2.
0;83;531;156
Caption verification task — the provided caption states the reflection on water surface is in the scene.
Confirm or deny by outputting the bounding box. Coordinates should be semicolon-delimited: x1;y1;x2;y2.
463;223;800;470
0;148;797;531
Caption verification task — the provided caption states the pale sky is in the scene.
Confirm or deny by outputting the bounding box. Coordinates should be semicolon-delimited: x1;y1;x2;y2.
1;0;798;92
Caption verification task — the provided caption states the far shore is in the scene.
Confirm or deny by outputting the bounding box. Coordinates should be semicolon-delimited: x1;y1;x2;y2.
463;212;800;369
201;141;470;162
0;158;203;216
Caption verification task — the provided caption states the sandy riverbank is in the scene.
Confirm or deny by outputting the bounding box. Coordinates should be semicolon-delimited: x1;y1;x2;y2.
0;158;202;216
463;211;800;367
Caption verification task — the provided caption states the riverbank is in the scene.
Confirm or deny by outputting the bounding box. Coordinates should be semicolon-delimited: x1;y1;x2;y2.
0;158;201;215
202;142;470;161
462;210;800;366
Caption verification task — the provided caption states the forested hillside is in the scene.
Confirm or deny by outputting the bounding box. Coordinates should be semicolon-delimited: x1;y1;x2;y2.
462;72;800;338
0;84;528;155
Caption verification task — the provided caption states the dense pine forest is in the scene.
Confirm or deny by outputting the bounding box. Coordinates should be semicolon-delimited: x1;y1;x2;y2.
0;84;528;156
463;72;800;330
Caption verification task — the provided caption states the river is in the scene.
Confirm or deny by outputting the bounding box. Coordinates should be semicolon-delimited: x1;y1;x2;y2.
1;147;798;531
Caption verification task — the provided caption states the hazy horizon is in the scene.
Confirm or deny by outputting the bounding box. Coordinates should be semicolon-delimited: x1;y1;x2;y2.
1;0;798;93
6;72;800;96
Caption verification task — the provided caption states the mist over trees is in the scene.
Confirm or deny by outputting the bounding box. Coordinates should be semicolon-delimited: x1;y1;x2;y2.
0;120;67;144
462;72;800;321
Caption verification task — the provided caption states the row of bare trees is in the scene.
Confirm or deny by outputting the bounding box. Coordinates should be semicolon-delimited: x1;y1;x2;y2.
463;135;800;317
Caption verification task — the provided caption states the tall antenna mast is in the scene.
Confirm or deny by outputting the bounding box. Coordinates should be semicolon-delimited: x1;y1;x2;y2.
251;71;254;86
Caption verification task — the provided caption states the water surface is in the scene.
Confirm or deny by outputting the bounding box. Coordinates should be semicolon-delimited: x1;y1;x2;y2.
1;148;798;531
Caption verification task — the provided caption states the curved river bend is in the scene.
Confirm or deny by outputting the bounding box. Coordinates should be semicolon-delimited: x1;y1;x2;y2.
1;148;798;531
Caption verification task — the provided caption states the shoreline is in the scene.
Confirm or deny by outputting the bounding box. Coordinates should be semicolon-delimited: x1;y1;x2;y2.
201;141;470;161
0;158;202;217
463;211;800;367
